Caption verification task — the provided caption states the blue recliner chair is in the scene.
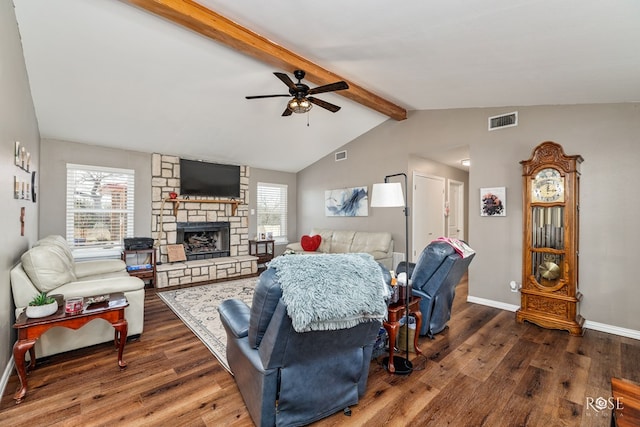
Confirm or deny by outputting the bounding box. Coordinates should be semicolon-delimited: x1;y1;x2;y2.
397;240;475;337
218;263;383;427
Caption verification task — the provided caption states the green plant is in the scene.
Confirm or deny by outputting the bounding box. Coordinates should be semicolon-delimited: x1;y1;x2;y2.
29;292;56;307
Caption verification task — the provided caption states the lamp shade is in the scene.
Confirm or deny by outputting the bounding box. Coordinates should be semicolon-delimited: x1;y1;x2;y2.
370;182;404;207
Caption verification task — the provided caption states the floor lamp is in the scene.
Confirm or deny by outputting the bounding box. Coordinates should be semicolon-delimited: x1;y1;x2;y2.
370;173;413;375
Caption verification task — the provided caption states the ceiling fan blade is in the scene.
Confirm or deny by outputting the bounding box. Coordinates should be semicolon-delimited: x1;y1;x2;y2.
308;96;341;113
282;107;293;117
308;81;349;95
246;94;290;99
274;72;298;92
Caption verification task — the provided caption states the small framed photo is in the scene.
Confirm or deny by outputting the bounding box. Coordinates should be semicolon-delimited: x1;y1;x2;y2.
266;232;273;240
480;187;506;217
259;232;266;240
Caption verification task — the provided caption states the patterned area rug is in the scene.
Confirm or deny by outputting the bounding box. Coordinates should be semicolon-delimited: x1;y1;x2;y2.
157;277;257;373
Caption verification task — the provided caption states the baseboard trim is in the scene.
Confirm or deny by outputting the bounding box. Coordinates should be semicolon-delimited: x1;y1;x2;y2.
467;295;520;312
1;356;15;401
466;295;640;340
583;320;640;340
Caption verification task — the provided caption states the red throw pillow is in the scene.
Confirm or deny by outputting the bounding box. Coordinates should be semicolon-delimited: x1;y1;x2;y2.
301;235;321;252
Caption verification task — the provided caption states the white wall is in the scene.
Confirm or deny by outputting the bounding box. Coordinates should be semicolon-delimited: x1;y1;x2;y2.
1;0;41;386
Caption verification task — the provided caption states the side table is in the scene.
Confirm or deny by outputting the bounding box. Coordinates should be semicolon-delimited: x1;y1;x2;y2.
12;292;129;403
248;239;275;272
122;248;156;286
383;296;423;373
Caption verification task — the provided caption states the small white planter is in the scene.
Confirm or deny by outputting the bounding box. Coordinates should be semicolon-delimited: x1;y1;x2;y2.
25;301;58;318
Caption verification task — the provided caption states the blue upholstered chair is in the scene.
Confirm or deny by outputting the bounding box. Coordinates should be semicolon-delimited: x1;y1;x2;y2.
218;262;384;427
397;240;475;337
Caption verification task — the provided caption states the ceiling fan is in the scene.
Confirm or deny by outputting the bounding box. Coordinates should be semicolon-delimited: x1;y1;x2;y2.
246;70;349;116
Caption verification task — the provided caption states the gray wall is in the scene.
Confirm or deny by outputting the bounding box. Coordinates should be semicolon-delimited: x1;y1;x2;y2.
39;139;152;239
296;131;410;248
298;103;640;332
246;167;297;256
1;0;41;385
296;121;469;258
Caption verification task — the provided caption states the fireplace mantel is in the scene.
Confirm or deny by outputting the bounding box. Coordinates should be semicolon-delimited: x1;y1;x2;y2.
164;198;241;216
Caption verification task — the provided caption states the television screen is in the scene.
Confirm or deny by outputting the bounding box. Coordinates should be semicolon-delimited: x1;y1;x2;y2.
179;159;241;198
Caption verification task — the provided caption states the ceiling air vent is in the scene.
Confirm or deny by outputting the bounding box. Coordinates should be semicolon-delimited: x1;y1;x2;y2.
335;150;347;161
488;111;518;131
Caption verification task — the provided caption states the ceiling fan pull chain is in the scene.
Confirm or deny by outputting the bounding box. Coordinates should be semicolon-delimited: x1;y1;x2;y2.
307;111;310;127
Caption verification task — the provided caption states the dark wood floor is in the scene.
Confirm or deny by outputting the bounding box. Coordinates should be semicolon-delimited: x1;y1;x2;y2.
2;276;639;426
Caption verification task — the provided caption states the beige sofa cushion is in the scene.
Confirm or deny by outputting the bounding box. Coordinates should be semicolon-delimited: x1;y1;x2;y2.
330;230;356;253
351;231;393;254
21;245;77;292
34;235;74;263
310;229;334;253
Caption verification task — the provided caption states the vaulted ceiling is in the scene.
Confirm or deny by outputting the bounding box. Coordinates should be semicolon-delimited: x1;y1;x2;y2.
13;0;640;172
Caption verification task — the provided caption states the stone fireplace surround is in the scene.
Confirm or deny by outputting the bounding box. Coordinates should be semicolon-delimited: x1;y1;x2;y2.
151;154;256;288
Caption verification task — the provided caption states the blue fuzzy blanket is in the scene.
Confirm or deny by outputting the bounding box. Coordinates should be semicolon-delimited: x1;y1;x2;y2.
268;253;388;332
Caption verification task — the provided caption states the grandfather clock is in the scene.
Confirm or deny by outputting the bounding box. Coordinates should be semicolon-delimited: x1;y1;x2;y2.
517;141;584;336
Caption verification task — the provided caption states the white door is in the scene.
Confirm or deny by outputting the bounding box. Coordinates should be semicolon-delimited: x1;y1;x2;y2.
447;179;465;240
412;173;445;260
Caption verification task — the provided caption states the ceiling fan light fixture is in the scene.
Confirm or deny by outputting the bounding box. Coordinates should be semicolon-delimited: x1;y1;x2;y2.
288;97;312;114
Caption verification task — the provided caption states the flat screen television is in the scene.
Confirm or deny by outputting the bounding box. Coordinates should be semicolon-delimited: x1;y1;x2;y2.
179;159;241;198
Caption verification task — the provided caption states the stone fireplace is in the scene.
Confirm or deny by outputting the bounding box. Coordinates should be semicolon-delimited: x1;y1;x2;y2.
177;221;230;260
151;153;256;287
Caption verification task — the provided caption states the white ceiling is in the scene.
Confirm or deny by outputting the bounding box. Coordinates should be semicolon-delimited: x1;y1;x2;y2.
13;0;640;172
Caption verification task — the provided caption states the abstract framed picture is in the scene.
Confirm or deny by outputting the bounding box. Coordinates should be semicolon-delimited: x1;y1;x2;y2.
325;186;368;216
480;187;506;217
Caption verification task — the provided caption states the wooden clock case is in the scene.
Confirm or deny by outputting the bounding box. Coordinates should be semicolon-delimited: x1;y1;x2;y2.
517;141;584;336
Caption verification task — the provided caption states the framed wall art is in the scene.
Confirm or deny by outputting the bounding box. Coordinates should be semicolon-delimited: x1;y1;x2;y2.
480;187;506;217
325;186;368;217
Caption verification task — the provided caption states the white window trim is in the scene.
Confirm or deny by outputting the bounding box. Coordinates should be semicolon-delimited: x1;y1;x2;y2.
66;163;135;248
257;182;288;245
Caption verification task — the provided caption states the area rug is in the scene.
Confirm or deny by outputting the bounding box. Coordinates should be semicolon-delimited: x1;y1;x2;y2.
157;277;257;373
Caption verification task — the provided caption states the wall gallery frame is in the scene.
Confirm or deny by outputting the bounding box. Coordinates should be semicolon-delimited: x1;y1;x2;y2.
480;187;506;217
325;186;368;216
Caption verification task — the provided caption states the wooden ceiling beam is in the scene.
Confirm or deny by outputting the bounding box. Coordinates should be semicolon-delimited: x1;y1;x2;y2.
119;0;407;121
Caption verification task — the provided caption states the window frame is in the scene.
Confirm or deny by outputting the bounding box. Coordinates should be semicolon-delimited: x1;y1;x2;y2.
256;182;288;244
66;163;135;248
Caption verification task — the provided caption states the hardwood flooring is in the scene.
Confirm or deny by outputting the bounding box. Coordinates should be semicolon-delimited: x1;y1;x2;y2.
2;276;639;426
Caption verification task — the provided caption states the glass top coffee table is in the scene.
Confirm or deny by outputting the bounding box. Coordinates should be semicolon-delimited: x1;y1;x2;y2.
12;292;129;403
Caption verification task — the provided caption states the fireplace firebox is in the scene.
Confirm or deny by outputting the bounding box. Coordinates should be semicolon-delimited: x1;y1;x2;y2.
176;222;230;260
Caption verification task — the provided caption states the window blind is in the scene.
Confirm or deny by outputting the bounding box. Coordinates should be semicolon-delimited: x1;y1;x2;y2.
257;182;288;242
66;164;135;247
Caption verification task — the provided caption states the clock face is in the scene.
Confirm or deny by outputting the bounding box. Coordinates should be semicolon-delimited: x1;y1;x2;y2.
532;168;564;202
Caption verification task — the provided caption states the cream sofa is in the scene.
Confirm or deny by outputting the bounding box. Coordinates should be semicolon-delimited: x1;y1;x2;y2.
10;235;145;358
285;229;394;269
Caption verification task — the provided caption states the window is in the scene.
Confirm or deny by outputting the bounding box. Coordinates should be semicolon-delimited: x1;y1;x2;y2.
66;164;135;247
257;182;288;243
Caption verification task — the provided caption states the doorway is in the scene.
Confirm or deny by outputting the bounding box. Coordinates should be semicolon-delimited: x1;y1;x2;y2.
412;173;445;261
447;179;465;240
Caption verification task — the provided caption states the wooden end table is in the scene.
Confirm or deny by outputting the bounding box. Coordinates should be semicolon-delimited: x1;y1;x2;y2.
12;292;129;403
383;295;423;373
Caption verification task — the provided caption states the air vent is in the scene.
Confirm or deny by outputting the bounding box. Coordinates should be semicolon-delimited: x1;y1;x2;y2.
488;111;518;131
335;150;347;161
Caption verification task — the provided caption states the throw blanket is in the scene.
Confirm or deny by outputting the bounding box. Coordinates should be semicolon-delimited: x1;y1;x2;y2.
435;237;475;258
269;253;388;332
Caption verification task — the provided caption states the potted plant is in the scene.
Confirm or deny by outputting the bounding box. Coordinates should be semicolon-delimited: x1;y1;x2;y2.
25;292;59;318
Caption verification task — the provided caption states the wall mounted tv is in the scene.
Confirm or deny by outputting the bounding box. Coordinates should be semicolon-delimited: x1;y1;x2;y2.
179;159;241;198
